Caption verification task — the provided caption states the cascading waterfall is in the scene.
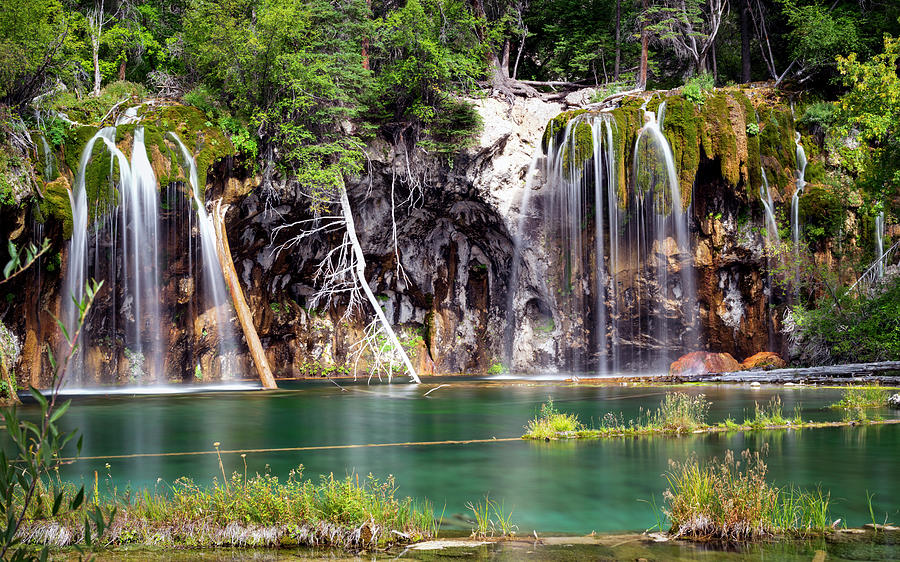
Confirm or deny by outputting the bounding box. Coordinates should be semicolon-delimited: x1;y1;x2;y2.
503;149;542;367
169;133;239;377
513;100;698;374
759;166;780;349
791;132;807;294
62;121;240;385
792;132;806;257
876;210;885;279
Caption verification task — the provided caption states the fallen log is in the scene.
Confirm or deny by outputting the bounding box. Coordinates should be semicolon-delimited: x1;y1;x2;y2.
674;361;900;384
212;200;277;390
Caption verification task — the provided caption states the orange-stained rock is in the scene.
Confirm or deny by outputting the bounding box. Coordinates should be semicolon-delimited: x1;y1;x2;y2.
741;351;786;370
669;351;741;376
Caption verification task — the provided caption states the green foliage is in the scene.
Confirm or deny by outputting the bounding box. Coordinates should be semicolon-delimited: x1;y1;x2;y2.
798;185;843;243
746;122;759;136
370;0;484;150
834;35;900;203
0;0;67;104
781;0;861;75
682;73;715;107
184;0;371;196
800;102;835;131
790;276;900;366
744;396;802;429
487;363;504;375
0;279;112;561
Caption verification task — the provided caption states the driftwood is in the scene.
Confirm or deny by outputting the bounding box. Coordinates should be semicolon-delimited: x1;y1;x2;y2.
212;201;278;390
668;361;900;384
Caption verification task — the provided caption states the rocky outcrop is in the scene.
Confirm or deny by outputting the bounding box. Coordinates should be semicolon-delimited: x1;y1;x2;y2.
669;351;741;376
741;351;786;370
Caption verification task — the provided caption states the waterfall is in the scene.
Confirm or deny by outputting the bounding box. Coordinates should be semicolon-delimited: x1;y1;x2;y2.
39;135;55;181
503;149;542;369
792;132;806;256
62;124;240;385
759;168;779;245
791;132;807;293
876;210;885;279
531;101;697;374
64;127;131;385
169;133;239;378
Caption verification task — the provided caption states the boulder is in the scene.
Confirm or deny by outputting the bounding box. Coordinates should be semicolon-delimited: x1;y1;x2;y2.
888;394;900;409
669;351;741;376
741;351;787;370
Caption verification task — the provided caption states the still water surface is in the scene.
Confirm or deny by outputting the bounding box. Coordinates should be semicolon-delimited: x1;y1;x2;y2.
7;380;900;534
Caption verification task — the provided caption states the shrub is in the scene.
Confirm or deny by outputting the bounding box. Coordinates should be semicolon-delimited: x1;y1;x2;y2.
682;73;715;106
790;276;900;366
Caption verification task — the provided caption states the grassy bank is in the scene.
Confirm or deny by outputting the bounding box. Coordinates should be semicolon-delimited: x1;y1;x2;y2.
663;447;835;540
15;466;437;550
523;393;895;440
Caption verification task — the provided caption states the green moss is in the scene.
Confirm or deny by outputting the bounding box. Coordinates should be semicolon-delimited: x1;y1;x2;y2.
798;184;843;242
561;120;594;174
149;105;234;193
758;106;796;193
735;92;762;193
541;109;587;153
661;95;701;209
39;177;74;238
611;104;643;207
700;93;741;188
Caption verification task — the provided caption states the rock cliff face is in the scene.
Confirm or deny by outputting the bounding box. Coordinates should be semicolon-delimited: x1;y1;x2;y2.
1;87;889;384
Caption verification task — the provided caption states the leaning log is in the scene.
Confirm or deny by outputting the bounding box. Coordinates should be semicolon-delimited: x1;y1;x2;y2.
211;200;278;390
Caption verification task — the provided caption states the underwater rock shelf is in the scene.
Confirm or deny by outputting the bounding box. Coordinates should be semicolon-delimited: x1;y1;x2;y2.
523;418;900;441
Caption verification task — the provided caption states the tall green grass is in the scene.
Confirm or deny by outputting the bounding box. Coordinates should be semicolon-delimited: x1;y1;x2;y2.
663;447;835;541
17;465;437;549
523;398;583;439
830;384;891;410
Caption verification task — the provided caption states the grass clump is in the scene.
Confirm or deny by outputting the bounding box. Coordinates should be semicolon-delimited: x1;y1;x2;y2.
649;392;710;432
465;494;517;538
523;398;583;439
830;384;891;410
744;396;803;429
17;465;437;549
663;447;835;541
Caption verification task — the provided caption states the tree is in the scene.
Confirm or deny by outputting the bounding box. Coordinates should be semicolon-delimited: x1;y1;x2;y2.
834;35;900;204
643;0;729;74
0;0;69;106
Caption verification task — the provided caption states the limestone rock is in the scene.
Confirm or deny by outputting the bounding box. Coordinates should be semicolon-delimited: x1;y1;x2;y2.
888;394;900;409
741;351;786;370
669;351;741;376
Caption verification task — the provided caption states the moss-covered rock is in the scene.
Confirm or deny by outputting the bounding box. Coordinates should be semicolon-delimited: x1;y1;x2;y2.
661;95;701;209
541;109;587;153
757;105;796;198
700;92;741;188
39;176;73;238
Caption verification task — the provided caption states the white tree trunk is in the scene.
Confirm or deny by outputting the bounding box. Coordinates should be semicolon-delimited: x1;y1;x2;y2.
338;183;421;384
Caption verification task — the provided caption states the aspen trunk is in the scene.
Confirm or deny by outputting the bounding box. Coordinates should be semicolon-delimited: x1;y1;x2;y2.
212;201;277;390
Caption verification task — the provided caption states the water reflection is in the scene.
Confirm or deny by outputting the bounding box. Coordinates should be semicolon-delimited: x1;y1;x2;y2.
3;382;899;533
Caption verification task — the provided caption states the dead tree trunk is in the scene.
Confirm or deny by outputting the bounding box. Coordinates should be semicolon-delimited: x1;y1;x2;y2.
338;181;421;384
212;201;278;390
615;0;622;80
740;0;751;82
637;0;649;89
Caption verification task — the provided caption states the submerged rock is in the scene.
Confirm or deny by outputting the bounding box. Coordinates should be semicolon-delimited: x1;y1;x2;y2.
741;351;786;370
669;351;741;376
